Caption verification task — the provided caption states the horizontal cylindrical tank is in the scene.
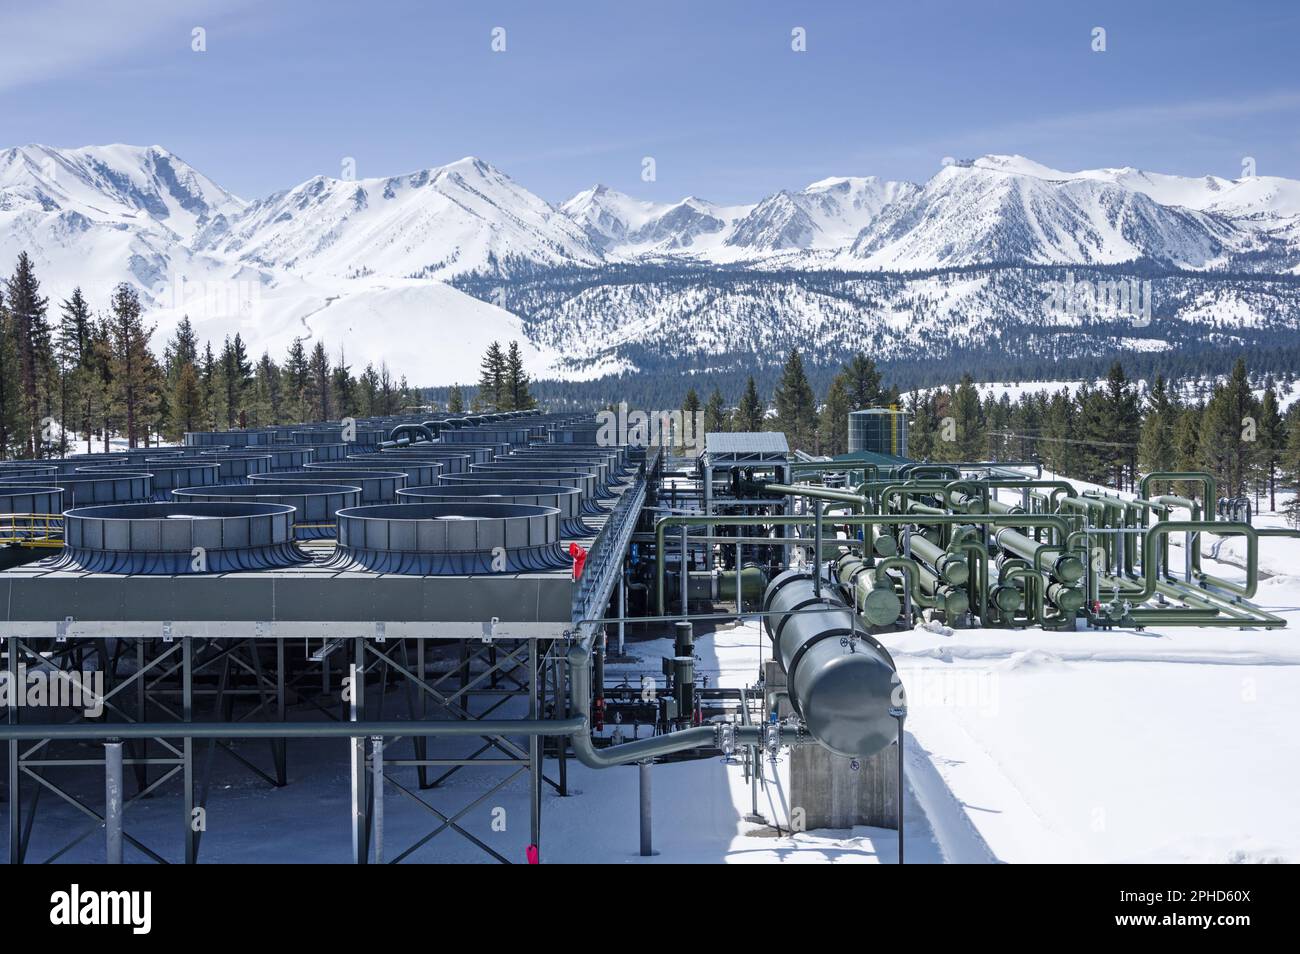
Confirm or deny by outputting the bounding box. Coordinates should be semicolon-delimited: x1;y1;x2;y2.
994;527;1084;584
834;553;902;627
761;570;902;759
909;535;969;586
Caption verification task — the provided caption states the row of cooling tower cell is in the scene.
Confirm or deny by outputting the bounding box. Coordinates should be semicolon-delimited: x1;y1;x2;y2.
0;443;634;576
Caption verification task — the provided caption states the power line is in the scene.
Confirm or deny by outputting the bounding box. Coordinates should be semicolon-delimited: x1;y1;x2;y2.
986;430;1141;450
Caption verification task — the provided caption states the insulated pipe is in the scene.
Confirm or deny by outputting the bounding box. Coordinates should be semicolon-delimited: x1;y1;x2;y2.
834;552;905;624
653;512;1073;617
762;571;904;758
1139;472;1216;516
909;534;969;586
994;526;1085;584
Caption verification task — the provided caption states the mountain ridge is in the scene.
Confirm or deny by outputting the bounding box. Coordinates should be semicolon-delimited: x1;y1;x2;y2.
3;142;1299;384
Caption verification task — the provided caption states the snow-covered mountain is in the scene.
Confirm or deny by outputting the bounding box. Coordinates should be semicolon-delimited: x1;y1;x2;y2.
726;176;919;252
3;143;1299;384
0;143;244;240
194;156;602;280
844;157;1253;270
0;143;247;300
561;185;751;256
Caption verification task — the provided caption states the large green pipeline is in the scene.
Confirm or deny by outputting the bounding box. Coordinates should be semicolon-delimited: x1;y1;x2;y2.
1139;471;1217;516
953;480;1074;513
909;534;970;586
994;526;1085;584
1125;520;1259;603
835;552;907;624
653;511;1073;616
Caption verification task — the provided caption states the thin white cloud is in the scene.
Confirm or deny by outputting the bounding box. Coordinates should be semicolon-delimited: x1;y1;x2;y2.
0;0;248;92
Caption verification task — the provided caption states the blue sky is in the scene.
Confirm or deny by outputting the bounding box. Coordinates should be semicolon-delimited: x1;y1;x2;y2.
3;0;1299;203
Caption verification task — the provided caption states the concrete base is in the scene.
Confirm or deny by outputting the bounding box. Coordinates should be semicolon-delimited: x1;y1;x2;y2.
765;661;898;831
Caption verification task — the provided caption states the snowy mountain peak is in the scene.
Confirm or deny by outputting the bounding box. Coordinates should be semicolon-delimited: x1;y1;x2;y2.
0;142;245;240
194;154;602;278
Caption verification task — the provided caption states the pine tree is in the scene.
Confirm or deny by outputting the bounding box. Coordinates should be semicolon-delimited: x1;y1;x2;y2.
6;253;53;456
171;362;203;436
306;341;332;420
1039;388;1077;476
447;384;465;415
1137;374;1178;478
1098;363;1140;490
1254;377;1284;512
283;338;310;422
0;284;15;457
680;386;701;451
56;287;93;453
948;374;985;462
477;341;505;411
200;342;219;430
356;364;379;417
907;390;936;461
331;350;357;418
1173;403;1204;501
502;341;534;410
106;284;158;448
82;317;115;452
703;387;727;435
734;376;764;431
249;352;282;428
377;363;395;415
843;353;884;410
1281;403;1300;509
773;349;817;452
817;372;850;456
1198;359;1258;497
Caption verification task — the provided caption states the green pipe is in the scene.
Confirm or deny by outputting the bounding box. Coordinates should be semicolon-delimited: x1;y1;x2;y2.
836;552;909;622
653;510;1073;616
952;539;991;622
917;567;970;617
994;564;1034;625
1128;521;1259;603
910;534;969;586
1139;471;1216;516
994;526;1085;584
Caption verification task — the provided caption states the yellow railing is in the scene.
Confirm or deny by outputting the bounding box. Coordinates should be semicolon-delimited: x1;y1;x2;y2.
0;513;65;548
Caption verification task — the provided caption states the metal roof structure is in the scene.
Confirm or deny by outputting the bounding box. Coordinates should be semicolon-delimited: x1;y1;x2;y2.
702;431;789;466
